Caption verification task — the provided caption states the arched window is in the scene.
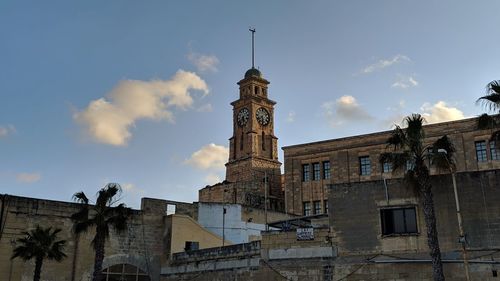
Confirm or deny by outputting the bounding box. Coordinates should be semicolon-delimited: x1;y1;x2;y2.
262;131;266;151
102;264;150;281
240;132;244;151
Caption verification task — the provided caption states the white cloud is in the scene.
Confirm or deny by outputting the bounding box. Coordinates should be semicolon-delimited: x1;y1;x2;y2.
322;95;372;127
204;173;222;185
74;70;209;146
420;101;465;124
361;54;411;74
16;172;41;183
188;52;219;73
286;111;296;123
197;103;213;112
121;183;144;194
185;143;229;170
392;75;419;89
0;124;16;138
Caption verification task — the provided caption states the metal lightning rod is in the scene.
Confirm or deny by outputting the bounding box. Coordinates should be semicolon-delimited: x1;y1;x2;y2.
249;28;255;69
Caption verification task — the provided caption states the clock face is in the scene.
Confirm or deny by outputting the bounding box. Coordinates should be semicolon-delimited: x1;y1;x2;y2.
256;107;270;126
237;108;250;126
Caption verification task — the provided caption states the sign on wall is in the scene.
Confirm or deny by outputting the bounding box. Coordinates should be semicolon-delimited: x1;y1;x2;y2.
296;228;314;241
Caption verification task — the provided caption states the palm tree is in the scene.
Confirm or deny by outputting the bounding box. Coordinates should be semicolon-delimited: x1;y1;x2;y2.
11;225;67;281
379;114;455;281
71;183;131;281
477;80;500;144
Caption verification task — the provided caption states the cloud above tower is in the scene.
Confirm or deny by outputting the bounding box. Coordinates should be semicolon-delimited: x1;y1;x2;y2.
74;70;209;146
187;51;220;73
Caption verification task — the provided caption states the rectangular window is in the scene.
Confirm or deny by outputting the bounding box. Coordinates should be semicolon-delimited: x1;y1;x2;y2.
313;200;321;214
323;161;331;179
359;156;371;176
490;141;500;160
406;160;415;172
380;207;418;235
324;200;329;214
382;161;392;173
312;163;320;181
302;164;310;182
303;202;311;216
476;141;488;162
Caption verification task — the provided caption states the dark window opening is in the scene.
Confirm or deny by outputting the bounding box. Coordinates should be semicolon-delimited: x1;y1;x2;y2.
185;241;199;252
254;86;258;95
381;207;418;235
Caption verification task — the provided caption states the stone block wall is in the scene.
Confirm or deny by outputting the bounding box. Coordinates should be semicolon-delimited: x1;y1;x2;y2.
0;195;167;281
329;170;500;255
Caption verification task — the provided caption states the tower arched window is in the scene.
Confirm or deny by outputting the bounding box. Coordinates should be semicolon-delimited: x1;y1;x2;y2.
262;131;266;151
254;86;258;95
240;132;244;151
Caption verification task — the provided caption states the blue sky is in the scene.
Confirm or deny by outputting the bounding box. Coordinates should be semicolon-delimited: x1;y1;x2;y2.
1;1;499;208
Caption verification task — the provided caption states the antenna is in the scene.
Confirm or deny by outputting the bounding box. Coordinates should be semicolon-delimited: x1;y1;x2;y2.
249;27;256;69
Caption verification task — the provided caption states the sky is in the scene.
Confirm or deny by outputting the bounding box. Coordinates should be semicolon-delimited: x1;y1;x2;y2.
1;1;499;208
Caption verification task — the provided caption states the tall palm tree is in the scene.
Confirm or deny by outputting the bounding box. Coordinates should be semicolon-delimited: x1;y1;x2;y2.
379;114;455;281
11;225;67;281
477;80;500;144
71;183;131;281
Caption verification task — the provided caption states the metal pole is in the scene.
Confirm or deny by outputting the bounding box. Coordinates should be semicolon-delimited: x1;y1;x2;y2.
264;171;268;231
249;28;255;68
451;171;471;281
222;207;226;247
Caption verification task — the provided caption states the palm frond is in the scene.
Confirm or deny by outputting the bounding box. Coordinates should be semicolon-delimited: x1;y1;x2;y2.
105;203;131;233
96;183;121;208
477;113;497;129
386;125;406;149
72;192;89;205
429;135;456;170
476;81;500;113
379;151;410;171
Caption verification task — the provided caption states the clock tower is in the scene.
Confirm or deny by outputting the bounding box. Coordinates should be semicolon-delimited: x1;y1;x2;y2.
225;67;282;188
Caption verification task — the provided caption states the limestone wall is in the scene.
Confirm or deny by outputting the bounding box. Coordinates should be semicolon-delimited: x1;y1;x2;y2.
0;195;166;281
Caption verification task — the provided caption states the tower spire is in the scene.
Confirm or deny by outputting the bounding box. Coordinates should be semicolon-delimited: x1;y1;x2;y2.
249;28;255;69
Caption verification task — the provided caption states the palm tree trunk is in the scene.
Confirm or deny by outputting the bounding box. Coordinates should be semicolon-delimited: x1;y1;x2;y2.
92;233;105;281
417;166;445;281
33;256;43;281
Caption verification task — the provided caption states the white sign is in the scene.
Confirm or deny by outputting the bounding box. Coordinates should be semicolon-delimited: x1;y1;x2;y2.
296;228;314;241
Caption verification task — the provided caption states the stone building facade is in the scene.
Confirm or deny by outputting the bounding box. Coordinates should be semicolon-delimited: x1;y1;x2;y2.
283;116;500;216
